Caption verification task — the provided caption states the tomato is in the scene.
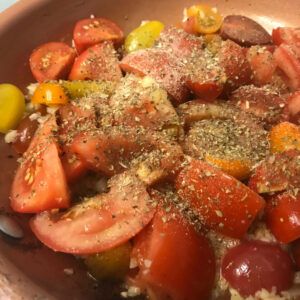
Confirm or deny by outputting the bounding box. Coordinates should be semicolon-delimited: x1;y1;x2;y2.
29;42;76;82
130;206;215;300
186;4;223;34
247;46;277;86
181;16;198;35
272;27;300;46
0;84;25;133
120;48;189;104
32;83;68;106
68;42;122;82
218;40;252;93
10;116;70;213
229;85;288;125
285;91;300;125
30;171;155;254
266;190;300;243
125;21;164;53
248;150;300;194
73;18;124;53
222;240;294;297
292;239;300;269
175;159;265;238
273;43;300;90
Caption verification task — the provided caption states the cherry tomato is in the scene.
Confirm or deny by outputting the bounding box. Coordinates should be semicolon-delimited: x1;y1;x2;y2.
32;83;68;106
175;159;265;238
0;84;25;133
222;240;294;297
30;171;155;254
186;4;223;34
291;239;300;269
10;116;70;213
29;42;76;82
130;206;215;300
272;27;300;46
125;21;164;53
266;191;300;243
73;18;124;53
69;42;122;82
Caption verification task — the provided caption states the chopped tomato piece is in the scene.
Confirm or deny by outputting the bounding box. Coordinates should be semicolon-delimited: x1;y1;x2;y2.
175;159;265;238
120;48;189;104
272;27;300;46
266;190;300;243
229;85;288;125
222;240;294;297
285;91;300;125
248;150;300;194
273;43;300;90
29;42;76;82
130;206;215;300
30;171;155;254
73;17;124;53
10;116;70;213
269;122;300;153
247;46;277;86
61;152;87;183
218;40;252;93
181;16;198;35
32;83;68;106
69;42;122;81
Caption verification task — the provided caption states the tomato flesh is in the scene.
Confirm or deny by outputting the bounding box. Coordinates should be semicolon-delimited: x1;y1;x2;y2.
29;42;76;82
130;207;215;300
222;240;294;297
30;171;155;254
175;159;265;238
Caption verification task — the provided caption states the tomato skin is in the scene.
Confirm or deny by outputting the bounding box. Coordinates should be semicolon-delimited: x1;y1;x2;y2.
272;27;300;46
30;172;155;254
29;42;76;82
10;116;70;213
292;239;300;269
285;91;300;125
181;16;198;35
222;240;294;297
32;83;68;106
69;42;122;81
73;18;124;53
130;207;215;300
175;159;265;238
266;191;300;243
61;152;87;183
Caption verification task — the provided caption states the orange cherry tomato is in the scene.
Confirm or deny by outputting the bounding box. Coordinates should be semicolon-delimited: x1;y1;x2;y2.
32;83;68;106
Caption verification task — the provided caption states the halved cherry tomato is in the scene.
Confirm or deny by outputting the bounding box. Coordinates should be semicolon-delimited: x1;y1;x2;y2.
269;122;300;153
30;171;155;254
32;83;68;106
273;43;300;90
272;27;300;46
69;42;122;82
181;16;198;35
175;159;265;238
130;206;215;300
266;190;300;243
186;4;223;34
248;150;300;194
222;240;294;297
29;42;76;82
73;18;124;53
10;116;70;213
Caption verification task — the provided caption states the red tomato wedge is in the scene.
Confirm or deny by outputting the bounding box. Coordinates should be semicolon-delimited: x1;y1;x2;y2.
266;190;300;243
69;42;122;81
61;152;87;183
130;206;215;300
273;43;300;90
30;171;155;254
222;240;294;297
247;46;277;86
10;116;70;213
29;42;76;82
73;17;124;53
272;27;300;46
285;91;300;125
120;48;189;104
248;150;300;194
175;159;265;238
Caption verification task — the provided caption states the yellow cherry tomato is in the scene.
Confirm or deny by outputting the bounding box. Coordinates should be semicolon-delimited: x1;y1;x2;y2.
32;82;68;106
187;4;223;34
84;242;132;281
125;21;164;53
0;84;25;133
